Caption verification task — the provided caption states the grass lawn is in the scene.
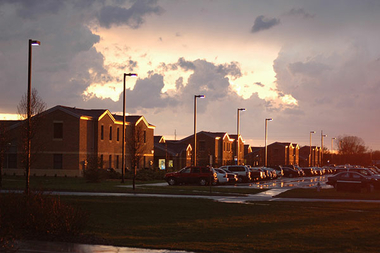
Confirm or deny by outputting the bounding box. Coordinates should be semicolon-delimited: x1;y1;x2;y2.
276;188;380;200
1;175;265;195
60;195;380;253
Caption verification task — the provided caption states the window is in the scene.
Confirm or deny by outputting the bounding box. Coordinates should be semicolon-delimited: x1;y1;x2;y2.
117;128;120;141
100;125;104;140
181;167;191;173
192;167;200;173
144;130;147;143
53;154;63;169
100;155;103;168
4;154;17;168
53;122;63;139
116;155;119;169
109;126;113;140
109;155;112;168
200;140;206;151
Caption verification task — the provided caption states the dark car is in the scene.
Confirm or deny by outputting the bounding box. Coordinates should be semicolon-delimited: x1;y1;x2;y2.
249;167;265;181
326;171;379;191
282;167;300;178
164;166;217;186
220;168;239;184
302;167;316;176
219;165;251;183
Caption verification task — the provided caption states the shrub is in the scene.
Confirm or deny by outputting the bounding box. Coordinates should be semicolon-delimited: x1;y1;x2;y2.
0;191;88;249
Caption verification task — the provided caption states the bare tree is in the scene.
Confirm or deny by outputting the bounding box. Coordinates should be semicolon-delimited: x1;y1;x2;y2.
125;124;146;190
0;123;10;188
337;135;367;155
17;88;47;194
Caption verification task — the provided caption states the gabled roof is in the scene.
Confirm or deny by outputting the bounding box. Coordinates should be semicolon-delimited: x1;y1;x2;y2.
179;131;233;143
154;135;165;144
113;114;155;129
155;140;191;156
57;105;107;119
269;142;293;147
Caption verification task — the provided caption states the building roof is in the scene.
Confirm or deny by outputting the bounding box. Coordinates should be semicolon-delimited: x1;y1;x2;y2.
155;141;191;156
58;105;106;119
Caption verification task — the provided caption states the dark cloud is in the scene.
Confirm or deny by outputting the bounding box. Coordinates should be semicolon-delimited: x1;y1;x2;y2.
251;15;280;33
125;73;177;110
97;0;164;29
286;8;315;19
126;59;138;71
216;62;242;79
176;57;196;71
254;82;264;87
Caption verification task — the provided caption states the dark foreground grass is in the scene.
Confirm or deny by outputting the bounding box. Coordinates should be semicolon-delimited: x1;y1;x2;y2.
60;195;380;253
276;188;380;200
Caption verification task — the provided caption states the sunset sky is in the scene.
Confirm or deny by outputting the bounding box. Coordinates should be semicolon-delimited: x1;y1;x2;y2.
1;0;380;150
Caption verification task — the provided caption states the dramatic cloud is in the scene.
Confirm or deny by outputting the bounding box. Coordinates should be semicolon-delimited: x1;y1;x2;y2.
97;0;164;29
251;15;280;33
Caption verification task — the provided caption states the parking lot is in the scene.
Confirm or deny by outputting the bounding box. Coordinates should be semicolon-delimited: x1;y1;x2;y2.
220;175;331;190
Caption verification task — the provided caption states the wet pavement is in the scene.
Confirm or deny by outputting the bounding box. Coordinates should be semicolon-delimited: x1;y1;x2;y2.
12;241;193;253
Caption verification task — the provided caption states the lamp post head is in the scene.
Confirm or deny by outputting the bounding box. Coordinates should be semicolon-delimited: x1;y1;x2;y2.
266;118;273;121
332;137;336;140
30;40;40;46
195;94;205;98
310;131;316;134
238;108;246;112
322;134;327;137
124;73;137;77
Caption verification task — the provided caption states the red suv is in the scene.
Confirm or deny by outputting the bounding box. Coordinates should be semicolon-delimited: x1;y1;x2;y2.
165;166;217;186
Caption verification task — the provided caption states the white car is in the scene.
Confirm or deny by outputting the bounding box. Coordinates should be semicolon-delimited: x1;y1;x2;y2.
213;168;229;184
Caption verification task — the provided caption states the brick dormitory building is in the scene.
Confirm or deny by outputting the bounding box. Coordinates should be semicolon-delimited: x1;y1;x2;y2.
0;105;323;177
0;105;155;177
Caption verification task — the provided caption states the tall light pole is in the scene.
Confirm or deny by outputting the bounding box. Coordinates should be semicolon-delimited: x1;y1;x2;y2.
121;73;137;184
193;95;205;166
309;131;315;167
321;131;327;166
264;118;273;167
331;137;336;164
331;137;336;152
236;108;246;165
26;39;40;195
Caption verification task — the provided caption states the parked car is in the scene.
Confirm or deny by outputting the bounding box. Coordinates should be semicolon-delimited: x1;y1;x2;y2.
219;165;251;182
292;165;305;177
282;167;300;178
213;168;229;184
164;166;217;186
220;168;239;184
326;171;379;191
271;165;284;177
301;167;317;176
249;167;265;181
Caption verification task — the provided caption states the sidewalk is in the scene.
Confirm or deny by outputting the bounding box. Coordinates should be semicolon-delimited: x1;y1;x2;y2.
3;188;380;203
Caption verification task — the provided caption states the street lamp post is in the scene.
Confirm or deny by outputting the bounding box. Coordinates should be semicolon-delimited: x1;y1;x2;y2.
264;118;273;167
121;73;137;184
331;137;336;152
331;137;336;164
236;108;245;165
309;131;315;167
321;131;327;166
26;39;40;195
193;95;205;166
